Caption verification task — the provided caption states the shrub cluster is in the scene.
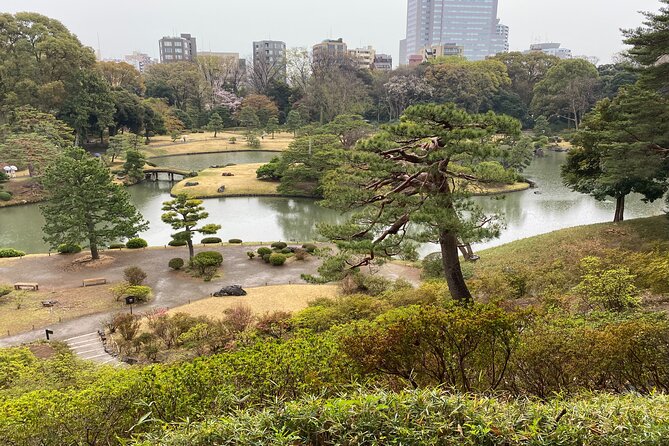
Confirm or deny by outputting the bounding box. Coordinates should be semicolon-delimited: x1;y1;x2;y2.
0;191;12;201
228;239;243;244
125;238;148;249
0;248;25;258
269;253;287;266
57;244;82;254
168;239;187;247
168;258;185;270
190;251;223;279
270;241;287;250
201;237;222;244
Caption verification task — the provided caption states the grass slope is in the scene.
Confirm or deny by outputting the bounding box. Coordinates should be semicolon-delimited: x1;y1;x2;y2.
144;131;294;157
171;163;279;198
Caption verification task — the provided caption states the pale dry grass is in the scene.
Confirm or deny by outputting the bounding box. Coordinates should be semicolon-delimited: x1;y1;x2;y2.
144;131;294;157
168;284;339;319
0;286;122;337
171;163;279;198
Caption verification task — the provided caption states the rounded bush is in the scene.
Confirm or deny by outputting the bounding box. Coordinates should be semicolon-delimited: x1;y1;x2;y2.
108;243;125;249
192;251;223;266
257;247;272;257
57;243;82;254
228;238;243;244
280;247;292;254
168;239;187;247
126;238;148;249
271;241;288;250
168;257;185;270
269;253;287;266
262;254;271;263
0;248;25;258
201;237;222;244
0;191;12;201
302;243;317;253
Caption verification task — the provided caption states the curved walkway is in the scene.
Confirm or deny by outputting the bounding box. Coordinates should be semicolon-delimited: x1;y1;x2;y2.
0;245;323;347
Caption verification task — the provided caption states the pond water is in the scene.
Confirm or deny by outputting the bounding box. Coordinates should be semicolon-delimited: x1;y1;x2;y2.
151;151;279;172
0;151;665;254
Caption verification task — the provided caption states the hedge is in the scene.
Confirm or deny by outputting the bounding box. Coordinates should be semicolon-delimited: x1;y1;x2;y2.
57;244;82;254
201;237;222;244
126;238;148;249
0;248;25;258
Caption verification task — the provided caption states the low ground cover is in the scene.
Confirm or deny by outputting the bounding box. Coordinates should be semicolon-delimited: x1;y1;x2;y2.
171;163;280;198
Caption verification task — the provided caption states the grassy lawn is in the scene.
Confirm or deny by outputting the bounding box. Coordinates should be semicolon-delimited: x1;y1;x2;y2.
171;163;279;198
168;284;339;318
471;181;530;195
0;172;44;208
0;286;123;338
143;131;294;157
470;215;669;299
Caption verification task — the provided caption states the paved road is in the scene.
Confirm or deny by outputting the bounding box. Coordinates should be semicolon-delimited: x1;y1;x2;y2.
0;244;322;347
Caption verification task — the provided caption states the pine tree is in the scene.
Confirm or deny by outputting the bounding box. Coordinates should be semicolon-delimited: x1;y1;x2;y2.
207;112;224;137
40;147;148;260
161;194;221;259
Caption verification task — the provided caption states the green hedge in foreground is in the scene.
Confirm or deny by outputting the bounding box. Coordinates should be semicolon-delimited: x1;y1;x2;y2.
134;390;669;445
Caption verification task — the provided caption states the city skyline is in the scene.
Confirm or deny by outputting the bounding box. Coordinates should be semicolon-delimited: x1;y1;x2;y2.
1;0;662;65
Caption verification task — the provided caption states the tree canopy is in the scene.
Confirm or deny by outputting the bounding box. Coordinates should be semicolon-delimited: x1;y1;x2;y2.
318;104;521;301
40;147;148;259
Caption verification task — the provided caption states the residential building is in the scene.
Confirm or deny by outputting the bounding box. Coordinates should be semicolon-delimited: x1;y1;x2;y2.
526;42;572;59
159;33;197;63
124;52;156;73
492;22;510;54
418;43;464;62
349;45;376;70
253;41;286;67
313;38;348;64
373;53;393;71
400;0;509;64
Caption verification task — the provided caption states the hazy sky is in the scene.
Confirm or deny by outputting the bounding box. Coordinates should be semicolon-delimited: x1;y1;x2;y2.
2;0;662;65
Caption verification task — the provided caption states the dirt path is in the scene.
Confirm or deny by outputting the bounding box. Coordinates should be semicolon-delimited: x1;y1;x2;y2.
0;245;321;346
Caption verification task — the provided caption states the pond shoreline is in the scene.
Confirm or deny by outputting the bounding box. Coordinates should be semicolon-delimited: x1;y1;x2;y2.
145;149;283;161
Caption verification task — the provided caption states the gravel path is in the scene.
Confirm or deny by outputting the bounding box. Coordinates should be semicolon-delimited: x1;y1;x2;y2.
0;245;321;346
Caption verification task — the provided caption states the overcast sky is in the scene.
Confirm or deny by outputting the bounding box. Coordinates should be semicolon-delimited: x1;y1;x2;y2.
2;0;662;65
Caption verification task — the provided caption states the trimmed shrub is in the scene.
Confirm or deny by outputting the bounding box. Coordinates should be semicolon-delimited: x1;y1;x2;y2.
257;247;272;256
246;251;256;260
191;251;224;278
169;258;185;270
294;248;308;261
262;254;271;263
271;242;287;250
124;266;147;286
474;161;515;184
169;239;187;247
280;247;292;254
0;191;12;201
0;284;12;297
108;243;125;249
201;237;222;244
126;238;148;249
57;243;82;254
302;243;317;253
228;239;243;244
0;248;25;258
125;285;152;302
269;253;287;266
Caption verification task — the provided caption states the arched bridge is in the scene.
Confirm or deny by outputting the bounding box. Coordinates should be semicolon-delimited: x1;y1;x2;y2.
143;167;192;182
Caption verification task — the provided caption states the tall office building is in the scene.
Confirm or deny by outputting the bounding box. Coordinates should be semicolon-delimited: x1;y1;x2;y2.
401;0;508;64
159;33;197;63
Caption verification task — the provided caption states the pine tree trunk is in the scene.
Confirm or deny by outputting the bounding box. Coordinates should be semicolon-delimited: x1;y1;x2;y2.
187;239;194;259
614;195;625;223
439;231;473;302
89;242;100;260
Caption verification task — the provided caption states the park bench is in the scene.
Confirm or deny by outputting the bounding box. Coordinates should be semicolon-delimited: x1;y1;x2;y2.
82;278;107;287
14;282;38;291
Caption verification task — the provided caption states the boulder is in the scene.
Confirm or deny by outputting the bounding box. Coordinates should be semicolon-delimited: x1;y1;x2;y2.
213;285;247;297
217;185;226;193
185;181;199;187
221;172;234;177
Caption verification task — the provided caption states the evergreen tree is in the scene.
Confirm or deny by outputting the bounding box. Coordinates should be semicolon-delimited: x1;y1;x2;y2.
285;109;304;136
207;112;224;137
562;86;669;222
265;116;279;139
40;147;148;260
123;149;146;184
107;134;131;163
318;104;521;302
161;194;221;259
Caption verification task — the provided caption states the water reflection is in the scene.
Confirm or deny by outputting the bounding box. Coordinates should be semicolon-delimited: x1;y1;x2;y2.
0;151;665;254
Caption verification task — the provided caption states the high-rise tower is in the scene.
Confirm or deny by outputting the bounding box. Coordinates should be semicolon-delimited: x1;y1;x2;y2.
400;0;508;64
